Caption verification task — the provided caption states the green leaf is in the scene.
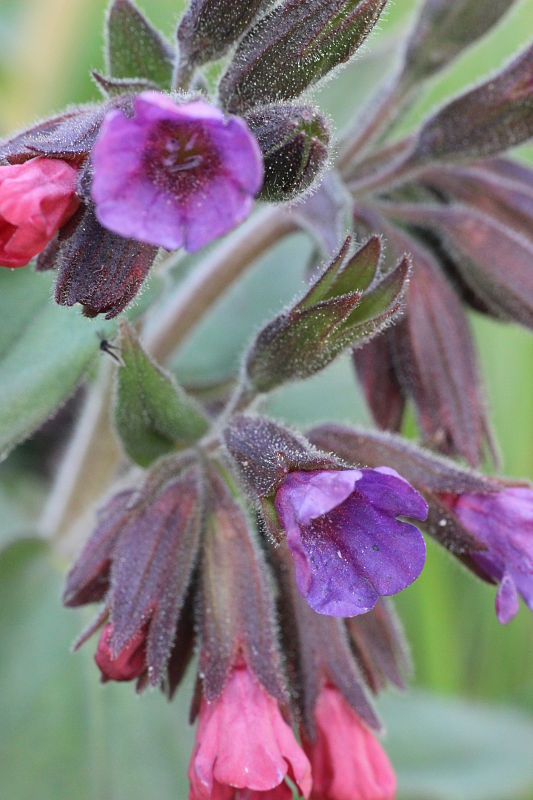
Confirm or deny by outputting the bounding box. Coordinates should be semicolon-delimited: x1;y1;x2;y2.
115;322;209;467
381;690;533;800
106;0;175;88
0;269;114;460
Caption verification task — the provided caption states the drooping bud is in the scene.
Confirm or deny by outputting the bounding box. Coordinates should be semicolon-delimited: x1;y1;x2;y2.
245;103;330;202
401;0;518;86
177;0;271;68
219;0;388;113
387;225;492;466
353;331;406;432
383;201;533;331
198;465;288;702
114;322;209;467
106;0;175;89
64;464;203;689
94;622;148;683
412;42;533;163
54;205;158;318
245;237;409;393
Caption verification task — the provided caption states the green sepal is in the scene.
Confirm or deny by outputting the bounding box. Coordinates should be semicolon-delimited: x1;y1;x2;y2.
337;255;410;346
114;322;209;467
106;0;175;89
302;235;381;308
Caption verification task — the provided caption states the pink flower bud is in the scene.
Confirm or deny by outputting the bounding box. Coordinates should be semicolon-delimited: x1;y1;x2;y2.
188;664;311;799
0;157;79;267
303;685;396;800
94;623;147;683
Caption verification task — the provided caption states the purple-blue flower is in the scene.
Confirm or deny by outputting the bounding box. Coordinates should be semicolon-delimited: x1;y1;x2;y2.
450;488;533;624
91;92;263;252
274;468;428;617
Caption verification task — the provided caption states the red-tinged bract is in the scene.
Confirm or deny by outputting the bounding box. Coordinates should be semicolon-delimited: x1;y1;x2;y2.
0;157;79;267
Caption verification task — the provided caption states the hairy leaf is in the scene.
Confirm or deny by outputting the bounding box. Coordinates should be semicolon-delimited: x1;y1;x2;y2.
106;0;175;88
114;323;209;467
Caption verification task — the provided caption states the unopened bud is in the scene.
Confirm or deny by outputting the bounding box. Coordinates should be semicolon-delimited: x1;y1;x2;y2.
246;103;330;202
177;0;271;67
219;0;387;113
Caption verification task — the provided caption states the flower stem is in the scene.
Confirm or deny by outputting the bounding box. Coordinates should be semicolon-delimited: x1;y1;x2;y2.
42;206;295;546
144;206;296;361
337;71;412;172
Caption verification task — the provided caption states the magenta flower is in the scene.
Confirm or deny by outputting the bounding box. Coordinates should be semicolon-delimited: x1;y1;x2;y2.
274;468;427;617
91;92;263;252
302;685;396;800
188;663;311;799
448;488;533;623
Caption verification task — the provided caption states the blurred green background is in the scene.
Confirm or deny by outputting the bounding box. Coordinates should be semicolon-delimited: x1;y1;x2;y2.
1;0;533;798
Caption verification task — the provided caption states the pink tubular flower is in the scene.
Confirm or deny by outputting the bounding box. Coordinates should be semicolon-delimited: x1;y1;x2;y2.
91;92;263;252
94;623;147;683
0;157;79;267
444;487;533;623
188;664;311;800
303;686;396;800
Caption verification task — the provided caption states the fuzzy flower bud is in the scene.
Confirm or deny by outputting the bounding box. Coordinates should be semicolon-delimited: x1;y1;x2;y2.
0;157;79;267
94;622;147;683
246;103;330;202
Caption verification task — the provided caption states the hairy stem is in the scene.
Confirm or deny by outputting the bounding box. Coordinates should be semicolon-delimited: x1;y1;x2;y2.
337;71;412;172
42;206;295;545
346;136;422;196
144;206;296;361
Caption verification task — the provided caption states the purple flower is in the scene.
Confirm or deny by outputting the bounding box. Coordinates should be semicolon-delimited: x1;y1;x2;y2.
274;468;428;617
450;488;533;624
90;92;263;252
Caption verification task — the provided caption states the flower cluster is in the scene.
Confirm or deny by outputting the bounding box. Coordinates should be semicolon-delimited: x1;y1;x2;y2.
64;420;426;798
3;0;533;797
0;92;262;316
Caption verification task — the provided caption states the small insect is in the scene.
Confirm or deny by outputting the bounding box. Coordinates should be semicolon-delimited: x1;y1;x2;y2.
98;335;123;365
